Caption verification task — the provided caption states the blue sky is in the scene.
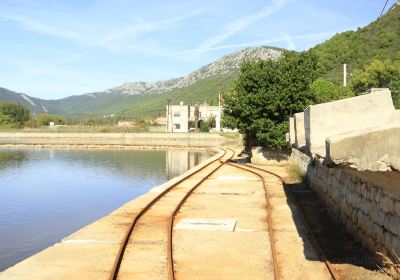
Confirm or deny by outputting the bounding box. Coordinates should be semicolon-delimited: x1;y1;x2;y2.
0;0;395;99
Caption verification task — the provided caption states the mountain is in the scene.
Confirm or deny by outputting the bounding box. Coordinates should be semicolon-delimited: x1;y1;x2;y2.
0;46;282;118
4;1;399;120
0;87;52;114
312;1;400;83
103;46;282;96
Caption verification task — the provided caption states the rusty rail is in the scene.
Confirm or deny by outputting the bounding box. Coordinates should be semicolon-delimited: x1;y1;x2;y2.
236;163;341;280
109;148;228;280
167;148;235;280
227;161;280;280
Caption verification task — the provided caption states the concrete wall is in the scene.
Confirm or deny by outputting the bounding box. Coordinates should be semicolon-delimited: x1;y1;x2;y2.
291;149;400;260
294;112;305;150
289;117;295;146
0;133;235;148
326;124;400;171
304;91;395;157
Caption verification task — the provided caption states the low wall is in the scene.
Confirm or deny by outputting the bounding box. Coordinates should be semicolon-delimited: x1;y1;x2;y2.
0;133;240;148
291;148;400;260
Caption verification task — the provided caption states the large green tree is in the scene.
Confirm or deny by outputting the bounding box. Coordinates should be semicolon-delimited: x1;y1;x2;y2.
223;51;319;149
0;101;30;127
351;59;400;108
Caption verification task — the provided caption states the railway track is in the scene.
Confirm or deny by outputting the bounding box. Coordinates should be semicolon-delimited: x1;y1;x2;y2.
108;147;340;280
231;162;341;280
109;148;235;280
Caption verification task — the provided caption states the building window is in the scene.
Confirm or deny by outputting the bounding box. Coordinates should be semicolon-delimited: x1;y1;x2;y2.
174;124;181;129
174;112;180;117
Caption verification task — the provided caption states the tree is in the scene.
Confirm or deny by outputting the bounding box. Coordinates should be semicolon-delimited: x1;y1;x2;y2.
223;51;320;149
351;59;400;108
0;101;30;127
309;78;354;104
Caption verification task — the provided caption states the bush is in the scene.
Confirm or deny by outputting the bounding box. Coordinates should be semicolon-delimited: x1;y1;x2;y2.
0;113;13;125
199;122;209;132
36;113;65;126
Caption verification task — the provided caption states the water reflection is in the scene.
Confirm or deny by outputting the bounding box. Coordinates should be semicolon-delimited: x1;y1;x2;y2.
166;150;210;179
0;150;27;170
0;148;212;272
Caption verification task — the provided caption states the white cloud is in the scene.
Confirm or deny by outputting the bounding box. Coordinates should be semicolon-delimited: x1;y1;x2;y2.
0;9;204;55
185;0;287;60
0;14;80;40
100;9;205;45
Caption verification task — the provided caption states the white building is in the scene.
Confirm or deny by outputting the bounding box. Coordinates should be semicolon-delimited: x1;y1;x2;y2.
166;103;221;132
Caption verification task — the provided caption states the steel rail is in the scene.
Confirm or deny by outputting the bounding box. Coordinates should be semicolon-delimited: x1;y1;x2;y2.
109;148;228;280
226;160;280;280
167;148;235;280
236;163;341;280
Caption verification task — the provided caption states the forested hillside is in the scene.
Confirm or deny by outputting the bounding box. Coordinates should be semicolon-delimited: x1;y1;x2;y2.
312;2;400;83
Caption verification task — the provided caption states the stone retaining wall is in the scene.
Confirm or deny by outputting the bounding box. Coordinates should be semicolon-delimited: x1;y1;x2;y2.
291;148;400;260
0;132;241;148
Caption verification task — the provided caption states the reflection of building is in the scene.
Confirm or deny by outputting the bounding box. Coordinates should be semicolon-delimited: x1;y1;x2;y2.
166;103;221;133
165;150;209;179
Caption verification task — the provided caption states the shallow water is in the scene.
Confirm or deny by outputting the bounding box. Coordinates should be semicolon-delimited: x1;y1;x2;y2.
0;148;212;271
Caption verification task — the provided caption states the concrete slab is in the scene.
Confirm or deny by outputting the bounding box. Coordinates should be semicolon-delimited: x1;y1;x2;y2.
326;124;400;171
294;112;306;150
174;218;237;231
304;90;395;157
389;110;400;123
289;117;295;146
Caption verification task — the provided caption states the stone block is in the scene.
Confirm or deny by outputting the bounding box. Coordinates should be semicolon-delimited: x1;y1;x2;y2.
305;90;395;157
369;203;379;223
386;215;400;236
392;236;400;256
380;196;394;213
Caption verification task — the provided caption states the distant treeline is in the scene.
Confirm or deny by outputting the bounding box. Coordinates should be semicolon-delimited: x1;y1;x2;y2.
0;101;67;128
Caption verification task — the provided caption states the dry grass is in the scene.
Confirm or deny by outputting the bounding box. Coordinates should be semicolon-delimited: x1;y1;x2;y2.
287;162;305;182
377;251;400;279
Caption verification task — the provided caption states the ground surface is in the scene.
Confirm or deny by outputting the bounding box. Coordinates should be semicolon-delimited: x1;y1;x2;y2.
0;149;387;279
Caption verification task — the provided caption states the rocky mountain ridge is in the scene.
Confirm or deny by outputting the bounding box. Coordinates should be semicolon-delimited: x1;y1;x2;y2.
102;46;282;96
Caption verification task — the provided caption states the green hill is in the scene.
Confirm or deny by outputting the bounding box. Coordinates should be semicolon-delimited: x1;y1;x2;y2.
51;73;236;119
312;2;400;84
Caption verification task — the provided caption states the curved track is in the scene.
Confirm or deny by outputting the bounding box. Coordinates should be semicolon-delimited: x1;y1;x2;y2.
109;147;339;280
230;162;341;280
109;148;234;280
